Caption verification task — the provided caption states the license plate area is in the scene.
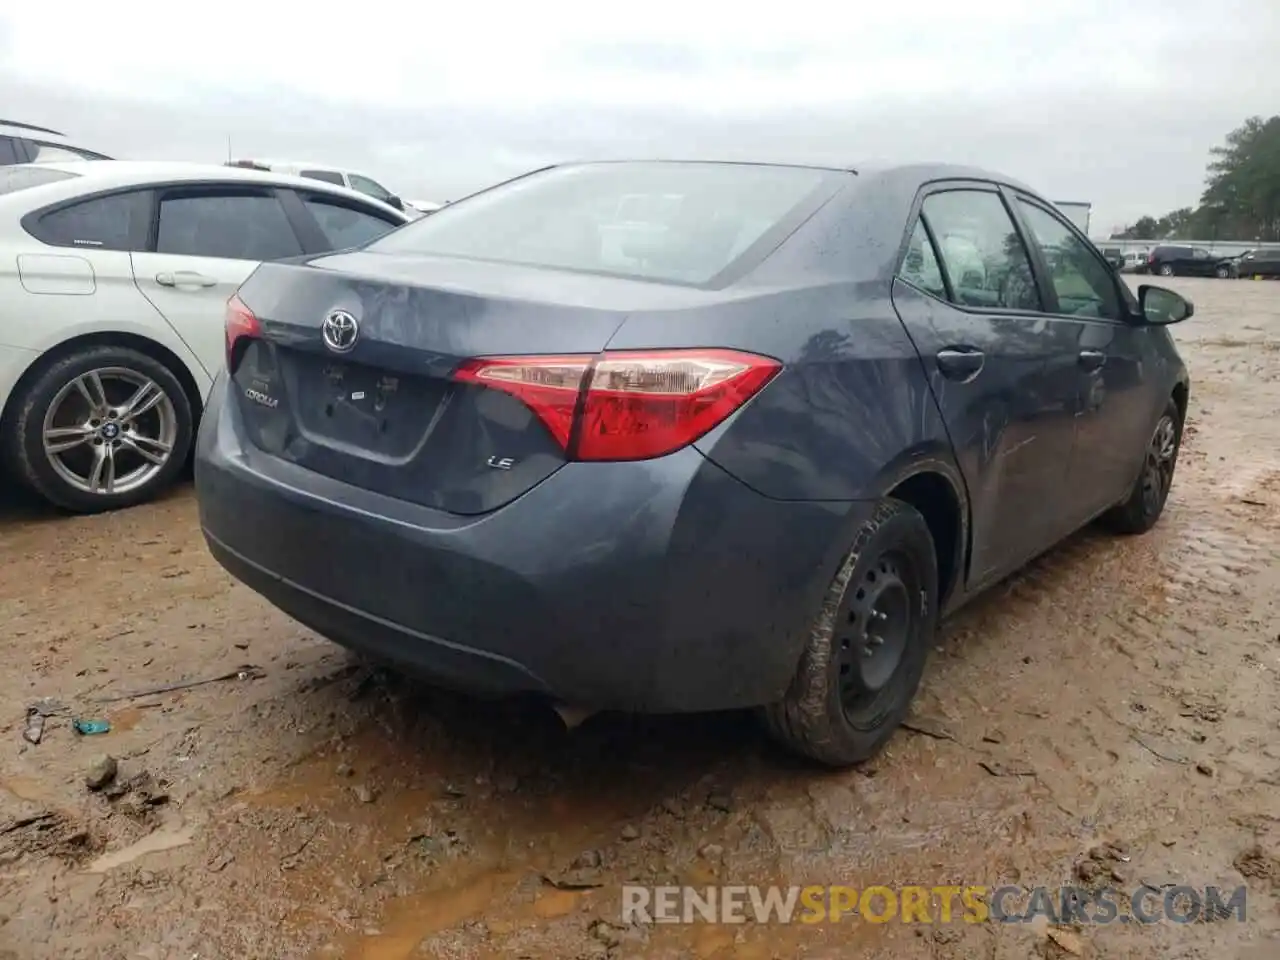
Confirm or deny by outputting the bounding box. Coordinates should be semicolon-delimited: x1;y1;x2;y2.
287;355;445;459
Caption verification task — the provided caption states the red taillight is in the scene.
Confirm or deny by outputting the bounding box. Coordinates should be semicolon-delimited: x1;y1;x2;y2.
1147;253;1155;264
453;348;781;461
225;294;261;370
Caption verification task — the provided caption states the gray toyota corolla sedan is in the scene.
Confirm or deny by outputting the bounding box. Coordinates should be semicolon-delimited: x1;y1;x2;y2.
195;160;1193;766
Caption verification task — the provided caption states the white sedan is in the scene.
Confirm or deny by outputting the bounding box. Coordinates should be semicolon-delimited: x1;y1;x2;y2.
0;161;411;514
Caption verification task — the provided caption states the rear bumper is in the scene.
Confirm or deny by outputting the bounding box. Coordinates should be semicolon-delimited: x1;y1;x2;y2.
195;375;866;713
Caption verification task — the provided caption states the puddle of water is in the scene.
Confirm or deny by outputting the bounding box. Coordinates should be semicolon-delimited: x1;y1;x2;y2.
85;818;195;874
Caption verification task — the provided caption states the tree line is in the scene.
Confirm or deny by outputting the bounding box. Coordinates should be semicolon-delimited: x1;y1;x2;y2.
1112;116;1280;242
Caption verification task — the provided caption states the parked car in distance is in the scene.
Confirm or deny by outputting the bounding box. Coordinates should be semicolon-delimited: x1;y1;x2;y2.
1144;243;1236;278
1235;248;1280;279
0;161;411;514
0;119;113;165
226;159;408;212
1121;250;1149;272
1099;246;1127;270
195;159;1193;767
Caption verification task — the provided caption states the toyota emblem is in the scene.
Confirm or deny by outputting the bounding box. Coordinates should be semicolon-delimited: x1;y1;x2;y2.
322;310;359;353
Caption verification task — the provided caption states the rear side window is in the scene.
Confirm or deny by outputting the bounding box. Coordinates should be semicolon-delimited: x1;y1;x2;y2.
301;169;345;186
367;162;840;285
920;190;1041;312
0;137;19;164
898;220;947;299
1;165;79;195
157;191;303;261
303;195;401;249
34;192;138;250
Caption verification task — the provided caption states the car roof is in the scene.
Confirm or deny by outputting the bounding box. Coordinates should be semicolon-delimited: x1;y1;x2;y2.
548;158;1042;193
17;160;410;218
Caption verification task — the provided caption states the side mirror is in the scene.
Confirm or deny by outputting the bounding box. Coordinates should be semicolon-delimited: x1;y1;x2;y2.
1138;284;1194;325
385;195;404;211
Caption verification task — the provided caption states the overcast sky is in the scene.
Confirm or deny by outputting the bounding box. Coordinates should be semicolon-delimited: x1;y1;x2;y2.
2;2;1276;236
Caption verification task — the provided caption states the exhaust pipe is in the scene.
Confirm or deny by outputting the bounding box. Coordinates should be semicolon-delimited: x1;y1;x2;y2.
551;702;597;730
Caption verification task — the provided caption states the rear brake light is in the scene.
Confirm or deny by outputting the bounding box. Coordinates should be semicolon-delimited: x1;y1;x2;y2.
1147;253;1155;263
454;348;781;461
225;294;261;371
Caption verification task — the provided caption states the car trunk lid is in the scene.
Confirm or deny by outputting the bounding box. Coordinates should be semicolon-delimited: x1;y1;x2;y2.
228;252;637;515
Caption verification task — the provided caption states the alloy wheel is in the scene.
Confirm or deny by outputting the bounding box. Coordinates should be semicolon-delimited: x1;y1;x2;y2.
41;367;178;497
1141;414;1178;516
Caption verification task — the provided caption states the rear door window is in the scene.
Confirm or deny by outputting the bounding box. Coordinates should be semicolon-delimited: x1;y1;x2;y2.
32;192;140;250
157;190;303;261
919;189;1041;312
0;137;19;164
302;194;402;249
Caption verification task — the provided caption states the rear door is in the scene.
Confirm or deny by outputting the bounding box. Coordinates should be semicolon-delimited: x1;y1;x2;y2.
892;182;1083;584
131;185;305;377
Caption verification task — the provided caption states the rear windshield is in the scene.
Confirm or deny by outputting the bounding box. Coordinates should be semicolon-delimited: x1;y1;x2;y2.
365;162;842;285
0;166;80;195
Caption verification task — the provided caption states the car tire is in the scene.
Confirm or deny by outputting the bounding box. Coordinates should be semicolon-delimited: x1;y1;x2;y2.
760;498;938;767
1100;398;1183;536
4;345;194;514
1214;265;1230;279
1157;264;1175;276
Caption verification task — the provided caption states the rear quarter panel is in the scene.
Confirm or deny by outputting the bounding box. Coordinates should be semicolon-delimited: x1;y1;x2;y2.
607;170;961;506
0;243;212;415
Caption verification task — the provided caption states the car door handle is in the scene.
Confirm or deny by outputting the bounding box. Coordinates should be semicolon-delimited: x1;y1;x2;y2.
936;347;985;381
155;271;216;288
1078;349;1106;371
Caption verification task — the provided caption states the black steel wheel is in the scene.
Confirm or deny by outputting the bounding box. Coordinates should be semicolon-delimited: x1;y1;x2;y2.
761;498;938;767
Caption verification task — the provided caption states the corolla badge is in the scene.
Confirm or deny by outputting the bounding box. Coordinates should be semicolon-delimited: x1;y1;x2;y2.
322;310;359;353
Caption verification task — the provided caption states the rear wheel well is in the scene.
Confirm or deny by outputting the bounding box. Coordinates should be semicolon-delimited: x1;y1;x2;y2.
1;332;205;450
888;471;962;605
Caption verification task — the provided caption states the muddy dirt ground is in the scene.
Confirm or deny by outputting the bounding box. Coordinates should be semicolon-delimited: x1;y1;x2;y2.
2;277;1279;960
